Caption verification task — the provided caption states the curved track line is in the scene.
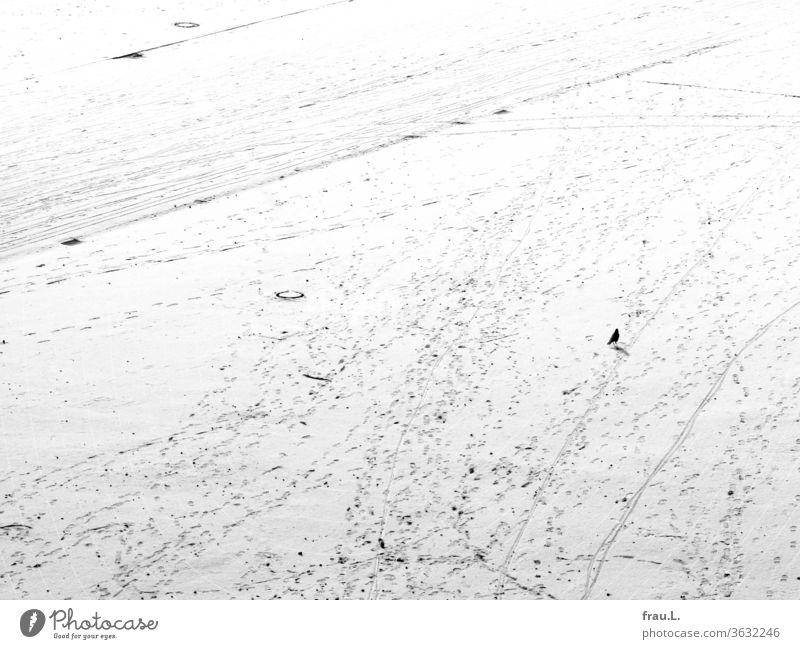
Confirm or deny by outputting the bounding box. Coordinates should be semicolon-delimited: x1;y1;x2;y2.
494;360;622;598
576;139;799;597
491;140;763;598
581;298;800;598
494;146;788;598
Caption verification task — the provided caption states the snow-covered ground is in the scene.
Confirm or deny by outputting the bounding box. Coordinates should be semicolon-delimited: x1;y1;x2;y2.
2;0;800;599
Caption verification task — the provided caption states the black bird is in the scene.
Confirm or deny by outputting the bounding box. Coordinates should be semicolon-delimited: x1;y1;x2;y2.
607;328;620;346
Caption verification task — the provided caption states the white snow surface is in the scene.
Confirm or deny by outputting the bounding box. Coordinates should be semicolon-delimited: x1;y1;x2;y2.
2;0;800;599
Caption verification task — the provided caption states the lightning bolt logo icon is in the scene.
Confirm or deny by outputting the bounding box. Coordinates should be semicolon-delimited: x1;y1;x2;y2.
20;608;45;637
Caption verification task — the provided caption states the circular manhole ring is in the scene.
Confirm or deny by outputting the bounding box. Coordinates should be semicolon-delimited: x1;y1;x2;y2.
174;21;199;28
275;290;305;300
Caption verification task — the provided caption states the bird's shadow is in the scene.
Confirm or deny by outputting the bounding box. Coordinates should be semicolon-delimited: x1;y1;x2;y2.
612;344;630;356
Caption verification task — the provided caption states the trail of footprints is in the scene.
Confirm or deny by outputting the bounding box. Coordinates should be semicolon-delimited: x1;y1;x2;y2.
3;12;800;598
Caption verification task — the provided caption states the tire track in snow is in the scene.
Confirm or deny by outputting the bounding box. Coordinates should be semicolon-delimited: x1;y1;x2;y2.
1;20;750;259
581;298;800;599
494;360;623;598
495;142;793;598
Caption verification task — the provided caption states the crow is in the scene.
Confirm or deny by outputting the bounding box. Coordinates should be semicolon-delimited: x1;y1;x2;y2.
607;328;620;346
